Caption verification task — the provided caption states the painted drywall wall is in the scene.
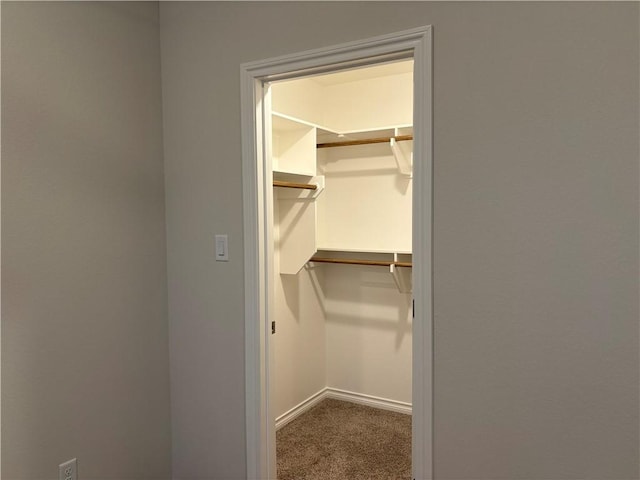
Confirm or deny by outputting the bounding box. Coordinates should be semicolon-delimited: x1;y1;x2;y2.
273;199;327;419
273;257;413;419
323;264;412;404
274;66;414;252
272;70;413;133
271;78;326;127
317;144;413;253
2;2;171;478
322;72;413;132
159;2;639;479
273;67;413;414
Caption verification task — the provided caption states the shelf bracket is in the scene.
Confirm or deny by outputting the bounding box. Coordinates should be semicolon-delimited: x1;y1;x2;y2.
390;253;412;293
390;128;413;177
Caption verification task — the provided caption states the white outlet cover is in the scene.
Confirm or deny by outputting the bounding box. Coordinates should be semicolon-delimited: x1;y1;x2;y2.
59;458;77;480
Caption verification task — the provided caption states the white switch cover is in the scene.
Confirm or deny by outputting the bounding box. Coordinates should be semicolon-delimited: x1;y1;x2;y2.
59;458;77;480
215;234;229;261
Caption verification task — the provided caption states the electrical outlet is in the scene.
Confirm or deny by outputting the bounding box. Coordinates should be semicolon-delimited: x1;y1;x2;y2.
59;458;77;480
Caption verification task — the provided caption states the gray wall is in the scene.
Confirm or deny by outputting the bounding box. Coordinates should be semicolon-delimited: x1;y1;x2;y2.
2;2;171;479
159;2;639;479
2;2;637;479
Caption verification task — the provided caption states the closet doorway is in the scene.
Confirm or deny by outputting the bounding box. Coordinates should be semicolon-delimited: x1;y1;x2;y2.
241;27;433;480
271;60;414;479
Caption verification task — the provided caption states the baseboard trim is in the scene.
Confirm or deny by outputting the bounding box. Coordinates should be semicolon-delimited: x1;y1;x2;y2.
276;387;412;430
325;387;412;415
275;389;328;430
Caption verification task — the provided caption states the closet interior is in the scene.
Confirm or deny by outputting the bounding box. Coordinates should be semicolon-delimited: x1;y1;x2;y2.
270;59;414;475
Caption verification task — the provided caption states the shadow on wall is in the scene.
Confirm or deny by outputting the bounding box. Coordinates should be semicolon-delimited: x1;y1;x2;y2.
307;263;412;350
319;144;411;196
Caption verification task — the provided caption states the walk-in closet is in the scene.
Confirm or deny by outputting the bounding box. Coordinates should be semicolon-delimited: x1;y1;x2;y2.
270;60;414;479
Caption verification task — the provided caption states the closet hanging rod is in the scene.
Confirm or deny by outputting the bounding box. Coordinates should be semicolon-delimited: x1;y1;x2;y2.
317;134;413;149
273;180;318;190
309;256;412;268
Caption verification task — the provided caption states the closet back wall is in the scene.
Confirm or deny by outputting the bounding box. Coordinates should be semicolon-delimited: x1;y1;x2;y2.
159;3;639;479
323;264;412;404
272;66;413;416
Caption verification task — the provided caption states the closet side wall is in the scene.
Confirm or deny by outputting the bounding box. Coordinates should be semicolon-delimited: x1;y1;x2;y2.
273;197;328;419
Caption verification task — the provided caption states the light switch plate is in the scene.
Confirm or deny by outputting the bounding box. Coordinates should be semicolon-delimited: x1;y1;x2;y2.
215;234;229;261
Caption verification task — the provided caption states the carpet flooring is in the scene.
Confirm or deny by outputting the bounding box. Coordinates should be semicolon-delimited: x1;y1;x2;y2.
276;398;411;480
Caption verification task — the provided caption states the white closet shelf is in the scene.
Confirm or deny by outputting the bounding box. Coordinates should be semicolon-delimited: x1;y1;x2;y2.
316;125;411;144
272;111;333;132
316;134;412;149
309;250;412;293
273;111;412;139
272;113;317;177
315;246;411;255
273;170;314;181
316;126;413;177
309;256;411;268
273;112;413;176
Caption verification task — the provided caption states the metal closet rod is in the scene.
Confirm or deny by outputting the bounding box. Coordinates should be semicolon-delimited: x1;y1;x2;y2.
317;134;413;149
309;256;412;268
273;180;318;190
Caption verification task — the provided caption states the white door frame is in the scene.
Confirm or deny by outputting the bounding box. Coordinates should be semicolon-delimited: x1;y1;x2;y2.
240;26;433;480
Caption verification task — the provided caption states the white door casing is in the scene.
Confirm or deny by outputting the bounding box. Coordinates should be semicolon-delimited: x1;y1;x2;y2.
240;26;433;480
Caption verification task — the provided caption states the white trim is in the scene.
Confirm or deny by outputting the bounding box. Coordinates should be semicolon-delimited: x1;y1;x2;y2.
325;387;412;416
0;1;3;470
241;70;269;480
411;26;434;480
241;25;433;480
275;389;328;431
275;387;412;432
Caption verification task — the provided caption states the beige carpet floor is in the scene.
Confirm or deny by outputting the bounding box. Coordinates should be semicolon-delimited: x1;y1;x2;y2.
276;398;411;480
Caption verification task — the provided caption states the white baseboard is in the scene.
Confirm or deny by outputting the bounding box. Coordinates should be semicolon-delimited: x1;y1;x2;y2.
275;387;411;430
275;389;327;430
325;387;412;415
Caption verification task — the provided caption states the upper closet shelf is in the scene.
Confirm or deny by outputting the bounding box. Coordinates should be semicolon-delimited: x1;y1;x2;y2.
272;113;317;176
317;126;413;177
316;133;412;148
315;246;412;255
272;111;413;177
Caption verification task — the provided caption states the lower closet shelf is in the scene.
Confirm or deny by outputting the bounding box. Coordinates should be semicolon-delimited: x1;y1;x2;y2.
308;252;412;293
309;256;411;268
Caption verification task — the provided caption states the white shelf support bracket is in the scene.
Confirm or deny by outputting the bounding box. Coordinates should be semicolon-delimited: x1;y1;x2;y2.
390;253;412;293
390;128;413;177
